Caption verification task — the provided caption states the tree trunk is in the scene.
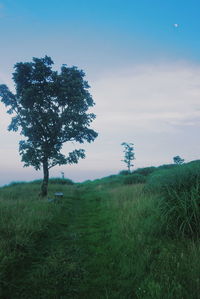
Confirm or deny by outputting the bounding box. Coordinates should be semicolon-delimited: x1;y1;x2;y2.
41;159;49;197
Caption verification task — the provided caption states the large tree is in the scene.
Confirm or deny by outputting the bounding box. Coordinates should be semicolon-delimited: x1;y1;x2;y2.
0;56;98;196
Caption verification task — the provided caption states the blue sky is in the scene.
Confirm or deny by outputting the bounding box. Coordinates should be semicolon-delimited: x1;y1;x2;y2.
1;0;200;185
1;0;200;72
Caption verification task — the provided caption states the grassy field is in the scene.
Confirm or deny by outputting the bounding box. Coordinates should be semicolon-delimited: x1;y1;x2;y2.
0;164;200;298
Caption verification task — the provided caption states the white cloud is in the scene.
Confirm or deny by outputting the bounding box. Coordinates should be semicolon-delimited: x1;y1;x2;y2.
91;62;200;133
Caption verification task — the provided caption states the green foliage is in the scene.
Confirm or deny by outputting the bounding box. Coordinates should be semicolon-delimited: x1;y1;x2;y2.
48;177;74;185
119;170;130;175
121;142;135;172
6;178;74;187
173;155;185;165
123;173;146;184
107;184;200;298
157;164;177;170
147;161;200;237
133;166;156;176
132;164;177;178
0;56;97;196
8;181;27;187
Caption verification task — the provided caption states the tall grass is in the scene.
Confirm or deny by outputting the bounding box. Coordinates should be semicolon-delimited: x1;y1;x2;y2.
0;170;200;298
108;184;200;298
147;161;200;237
0;182;76;297
0;198;60;296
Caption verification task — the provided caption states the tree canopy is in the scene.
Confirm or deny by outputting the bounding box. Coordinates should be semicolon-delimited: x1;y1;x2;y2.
0;56;98;196
173;155;185;165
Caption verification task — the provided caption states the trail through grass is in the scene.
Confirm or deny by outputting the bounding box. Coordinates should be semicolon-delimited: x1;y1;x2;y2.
0;181;200;298
0;184;119;298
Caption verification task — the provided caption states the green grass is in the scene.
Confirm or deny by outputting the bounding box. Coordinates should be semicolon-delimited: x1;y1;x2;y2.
109;185;200;298
123;173;146;184
147;161;200;237
0;170;199;298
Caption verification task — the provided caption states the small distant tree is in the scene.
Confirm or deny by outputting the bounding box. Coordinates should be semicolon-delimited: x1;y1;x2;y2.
0;56;98;196
173;155;185;165
121;142;135;173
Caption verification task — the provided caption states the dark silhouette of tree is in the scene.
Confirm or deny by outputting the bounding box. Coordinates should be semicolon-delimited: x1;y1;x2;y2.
173;155;185;165
121;142;135;173
0;56;98;196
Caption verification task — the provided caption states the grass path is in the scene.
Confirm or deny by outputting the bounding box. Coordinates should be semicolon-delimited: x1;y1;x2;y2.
14;186;121;298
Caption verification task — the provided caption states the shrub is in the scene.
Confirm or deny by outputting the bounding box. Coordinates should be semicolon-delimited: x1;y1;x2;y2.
157;164;177;170
123;174;146;185
30;180;43;185
49;178;74;185
8;181;27;187
106;174;118;179
146;161;200;237
119;170;130;176
133;167;156;177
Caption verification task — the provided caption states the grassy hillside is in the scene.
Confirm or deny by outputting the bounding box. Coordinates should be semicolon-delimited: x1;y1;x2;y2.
0;163;200;298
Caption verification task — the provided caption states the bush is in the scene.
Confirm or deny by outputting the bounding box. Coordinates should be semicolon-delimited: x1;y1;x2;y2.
133;167;156;177
123;174;146;185
119;170;130;176
106;174;118;179
8;181;27;186
30;180;43;185
157;164;177;170
146;161;200;237
29;178;74;185
49;178;74;185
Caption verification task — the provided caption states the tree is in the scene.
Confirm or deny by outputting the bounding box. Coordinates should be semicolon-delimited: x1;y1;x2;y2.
0;56;98;196
121;142;135;173
173;155;185;165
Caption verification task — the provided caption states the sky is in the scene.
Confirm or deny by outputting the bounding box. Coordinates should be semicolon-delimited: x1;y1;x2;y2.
1;0;200;185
